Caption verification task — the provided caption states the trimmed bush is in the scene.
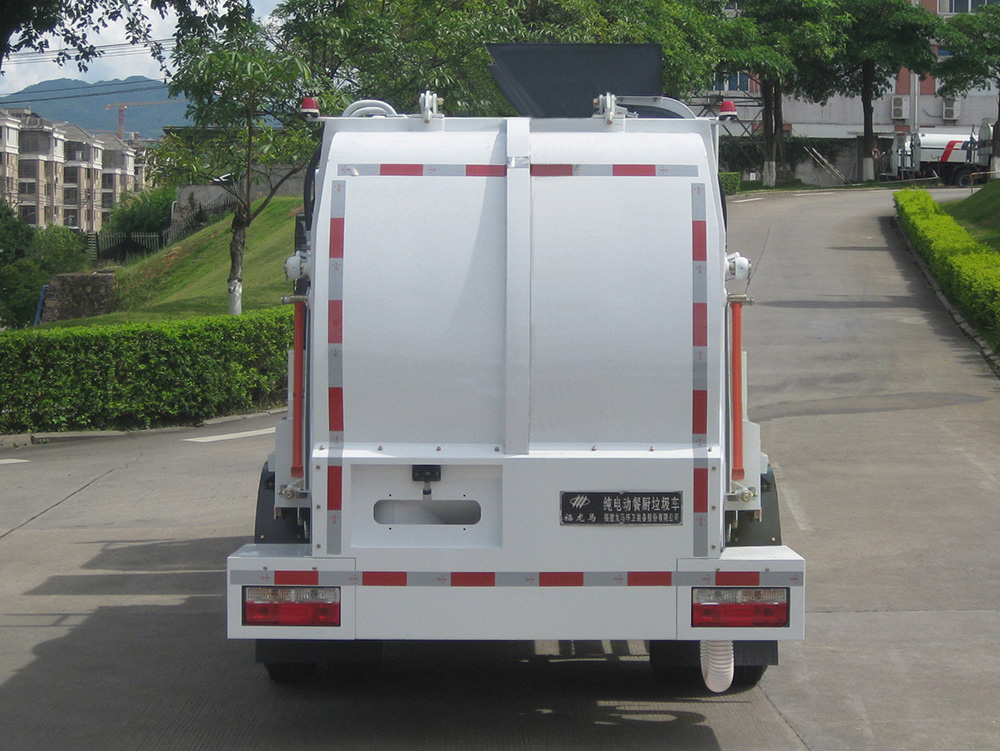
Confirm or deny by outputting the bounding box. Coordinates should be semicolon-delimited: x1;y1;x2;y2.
0;307;293;433
895;189;1000;341
720;172;741;196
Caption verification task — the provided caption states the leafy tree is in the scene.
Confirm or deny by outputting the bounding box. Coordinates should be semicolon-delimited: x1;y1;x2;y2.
104;186;176;234
0;225;87;328
0;0;251;78
719;0;846;187
797;0;937;182
150;19;322;315
938;6;1000;176
273;0;725;116
0;200;35;268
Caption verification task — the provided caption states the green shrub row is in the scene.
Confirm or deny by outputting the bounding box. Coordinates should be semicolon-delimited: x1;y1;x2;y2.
895;189;1000;343
0;307;293;434
720;172;741;196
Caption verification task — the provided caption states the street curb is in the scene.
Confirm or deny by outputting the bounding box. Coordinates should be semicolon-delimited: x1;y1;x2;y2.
890;216;1000;380
0;407;287;449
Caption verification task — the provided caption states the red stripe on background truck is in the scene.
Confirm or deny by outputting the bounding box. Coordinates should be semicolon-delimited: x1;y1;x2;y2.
227;79;805;694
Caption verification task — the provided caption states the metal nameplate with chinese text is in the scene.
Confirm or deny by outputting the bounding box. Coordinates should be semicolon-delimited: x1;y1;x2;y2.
560;491;683;525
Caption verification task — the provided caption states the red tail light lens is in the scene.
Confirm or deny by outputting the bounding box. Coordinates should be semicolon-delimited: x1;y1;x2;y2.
244;586;341;626
692;587;789;627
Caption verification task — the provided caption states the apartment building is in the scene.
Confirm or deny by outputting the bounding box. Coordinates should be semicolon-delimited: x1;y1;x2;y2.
698;1;1000;182
0;107;139;231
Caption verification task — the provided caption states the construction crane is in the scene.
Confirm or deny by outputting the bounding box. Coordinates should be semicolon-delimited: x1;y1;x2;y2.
105;100;186;139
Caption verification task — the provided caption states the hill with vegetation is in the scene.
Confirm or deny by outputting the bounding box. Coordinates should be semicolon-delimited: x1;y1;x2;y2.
52;196;300;327
942;180;1000;253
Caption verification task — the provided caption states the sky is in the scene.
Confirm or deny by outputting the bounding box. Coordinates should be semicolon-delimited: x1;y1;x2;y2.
0;1;280;97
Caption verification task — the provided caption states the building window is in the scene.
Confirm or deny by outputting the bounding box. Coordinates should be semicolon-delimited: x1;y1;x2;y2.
64;187;79;203
18;182;35;195
714;72;750;92
19;205;37;224
940;0;997;12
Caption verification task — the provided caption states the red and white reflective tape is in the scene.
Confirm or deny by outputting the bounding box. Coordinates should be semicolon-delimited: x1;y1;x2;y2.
338;163;506;177
233;568;803;588
530;164;699;177
326;180;347;555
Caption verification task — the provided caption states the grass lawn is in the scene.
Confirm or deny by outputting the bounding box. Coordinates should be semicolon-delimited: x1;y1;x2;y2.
941;180;1000;252
49;196;301;327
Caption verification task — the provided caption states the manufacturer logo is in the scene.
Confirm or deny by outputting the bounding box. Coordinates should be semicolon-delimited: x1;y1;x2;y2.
568;494;591;509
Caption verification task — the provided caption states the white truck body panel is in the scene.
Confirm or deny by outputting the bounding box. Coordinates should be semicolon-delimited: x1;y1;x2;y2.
228;112;804;646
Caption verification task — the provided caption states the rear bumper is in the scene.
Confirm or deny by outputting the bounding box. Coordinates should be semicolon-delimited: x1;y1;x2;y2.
227;544;804;641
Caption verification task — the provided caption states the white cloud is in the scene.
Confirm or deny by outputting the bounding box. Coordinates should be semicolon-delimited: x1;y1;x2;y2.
0;1;281;96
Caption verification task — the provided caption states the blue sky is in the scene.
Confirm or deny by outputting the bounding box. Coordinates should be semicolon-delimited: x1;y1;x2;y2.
0;1;280;97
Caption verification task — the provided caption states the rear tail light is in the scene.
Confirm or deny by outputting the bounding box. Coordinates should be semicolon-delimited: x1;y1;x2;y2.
692;587;789;627
244;586;341;626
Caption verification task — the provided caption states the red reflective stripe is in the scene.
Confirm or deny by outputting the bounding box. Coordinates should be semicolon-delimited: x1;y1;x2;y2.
330;217;344;259
531;164;574;176
613;164;656;176
539;572;584;587
940;140;962;163
328;299;343;344
693;303;708;347
692;220;707;261
692;390;708;435
715;571;760;586
693;467;709;514
327;465;342;511
466;164;506;177
627;571;672;586
329;387;344;432
451;572;496;587
363;571;408;586
274;570;319;586
380;164;423;176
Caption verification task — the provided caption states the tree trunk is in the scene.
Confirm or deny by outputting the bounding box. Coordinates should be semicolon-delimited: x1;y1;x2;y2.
862;61;876;183
761;81;777;188
992;95;1000;181
228;206;249;316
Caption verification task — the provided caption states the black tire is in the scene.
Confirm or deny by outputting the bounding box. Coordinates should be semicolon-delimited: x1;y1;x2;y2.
731;664;767;689
954;169;974;188
264;661;317;684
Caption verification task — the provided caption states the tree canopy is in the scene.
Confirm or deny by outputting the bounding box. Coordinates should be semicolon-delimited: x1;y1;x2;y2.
150;18;322;314
0;0;250;78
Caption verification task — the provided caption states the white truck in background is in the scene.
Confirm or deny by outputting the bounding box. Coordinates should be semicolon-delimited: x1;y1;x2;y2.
885;121;993;187
226;47;805;694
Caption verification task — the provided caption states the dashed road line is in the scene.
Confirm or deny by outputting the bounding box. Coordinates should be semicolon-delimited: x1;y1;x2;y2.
183;427;276;443
0;458;30;465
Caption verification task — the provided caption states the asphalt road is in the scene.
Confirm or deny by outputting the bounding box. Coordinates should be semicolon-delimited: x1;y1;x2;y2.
1;187;998;750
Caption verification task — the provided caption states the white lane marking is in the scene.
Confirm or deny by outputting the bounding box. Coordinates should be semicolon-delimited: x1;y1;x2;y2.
0;458;30;465
731;197;765;203
794;191;836;196
184;427;276;443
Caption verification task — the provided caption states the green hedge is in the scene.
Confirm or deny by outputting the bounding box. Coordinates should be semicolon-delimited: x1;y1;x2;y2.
720;172;741;195
0;307;293;433
895;189;1000;342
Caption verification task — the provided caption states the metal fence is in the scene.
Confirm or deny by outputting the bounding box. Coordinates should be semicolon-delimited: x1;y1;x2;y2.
89;193;239;264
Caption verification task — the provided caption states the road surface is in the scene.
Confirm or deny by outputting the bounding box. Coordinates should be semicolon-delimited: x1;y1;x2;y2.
1;187;998;749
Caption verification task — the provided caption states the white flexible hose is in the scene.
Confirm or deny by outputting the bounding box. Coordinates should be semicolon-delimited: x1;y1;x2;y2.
701;640;735;693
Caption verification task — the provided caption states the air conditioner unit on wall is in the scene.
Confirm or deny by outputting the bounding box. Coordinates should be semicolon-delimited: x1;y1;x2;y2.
943;99;960;121
891;95;909;120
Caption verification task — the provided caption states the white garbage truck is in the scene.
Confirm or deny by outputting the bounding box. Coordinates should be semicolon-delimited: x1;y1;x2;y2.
226;53;805;694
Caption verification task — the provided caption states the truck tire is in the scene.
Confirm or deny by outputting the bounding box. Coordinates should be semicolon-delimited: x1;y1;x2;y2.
954;168;974;188
649;641;773;691
264;661;317;684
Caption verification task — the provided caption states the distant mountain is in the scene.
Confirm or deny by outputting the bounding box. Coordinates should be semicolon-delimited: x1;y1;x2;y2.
0;77;190;138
